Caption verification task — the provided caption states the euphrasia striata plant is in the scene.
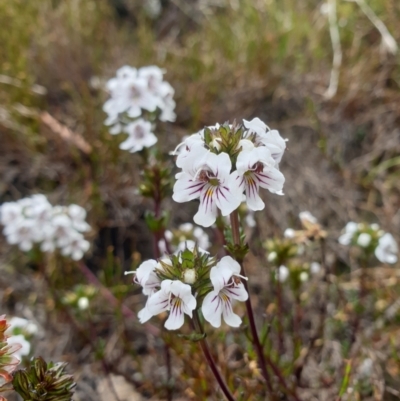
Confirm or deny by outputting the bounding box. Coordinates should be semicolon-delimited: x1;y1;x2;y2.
0;195;90;261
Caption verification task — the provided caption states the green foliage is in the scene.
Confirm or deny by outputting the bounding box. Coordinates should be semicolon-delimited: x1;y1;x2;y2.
12;357;76;401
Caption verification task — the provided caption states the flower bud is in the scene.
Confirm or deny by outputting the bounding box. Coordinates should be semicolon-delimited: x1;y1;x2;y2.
183;269;196;284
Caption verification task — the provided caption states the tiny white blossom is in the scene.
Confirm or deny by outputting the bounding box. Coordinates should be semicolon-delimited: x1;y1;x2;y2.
141;280;196;330
276;265;289;282
7;317;38;336
375;233;398;264
119;119;157;153
284;228;296;239
202;256;248;328
173;146;242;227
338;221;358;245
236;146;285;211
77;297;90;310
299;211;318;225
310;262;321;274
299;272;309;282
357;233;371;248
7;335;31;359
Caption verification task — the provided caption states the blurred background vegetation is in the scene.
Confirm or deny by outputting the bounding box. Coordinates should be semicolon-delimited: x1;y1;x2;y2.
0;0;400;400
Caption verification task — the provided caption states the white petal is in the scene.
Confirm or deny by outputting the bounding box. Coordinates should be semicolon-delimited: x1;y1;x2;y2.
194;192;218;227
138;303;153;323
202;291;223;328
147;290;169;316
173;173;205;203
164;298;185;330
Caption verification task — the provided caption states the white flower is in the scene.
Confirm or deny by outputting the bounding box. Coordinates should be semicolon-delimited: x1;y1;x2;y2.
299;272;309;282
173;133;205;168
276;265;289;282
299;211;318;225
7;335;31;358
284;228;296;239
4;219;36;251
357;233;371;248
173;146;242;227
141;280;196;330
243;118;287;163
338;221;358;245
60;232;90;261
310;262;321;274
370;223;380;231
236;146;285;211
7;317;38;336
133;259;162;296
103;74;159;121
202;256;248;328
0;202;23;226
267;251;277;262
77;297;90;310
67;204;91;232
375;233;398;264
1;196;90;260
119;119;157;153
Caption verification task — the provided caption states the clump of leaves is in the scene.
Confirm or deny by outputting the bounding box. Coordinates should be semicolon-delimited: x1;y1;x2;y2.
12;357;75;401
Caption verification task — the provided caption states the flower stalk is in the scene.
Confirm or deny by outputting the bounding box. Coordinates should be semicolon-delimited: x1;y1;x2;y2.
192;311;236;401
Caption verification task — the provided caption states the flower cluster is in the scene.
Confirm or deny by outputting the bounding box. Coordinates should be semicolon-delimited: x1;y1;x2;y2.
172;119;287;227
338;222;398;264
158;223;210;255
0;195;90;260
127;246;248;330
103;65;176;153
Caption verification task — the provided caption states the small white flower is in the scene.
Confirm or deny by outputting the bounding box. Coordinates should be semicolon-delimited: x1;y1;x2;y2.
284;228;296;239
133;259;162;296
299;272;309;282
7;335;31;358
60;232;90;261
141;280;196;330
67;204;91;232
276;265;289;282
236;146;285;211
338;221;358;245
310;262;321;274
202;256;248;328
77;297;90;310
357;233;371;248
119;119;157;153
375;233;398;264
7;317;38;336
173;146;242;227
267;251;277;262
299;211;318;225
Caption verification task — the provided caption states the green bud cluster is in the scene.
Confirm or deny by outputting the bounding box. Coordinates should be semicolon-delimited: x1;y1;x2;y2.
203;121;247;165
156;245;216;300
12;357;76;401
265;238;299;267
